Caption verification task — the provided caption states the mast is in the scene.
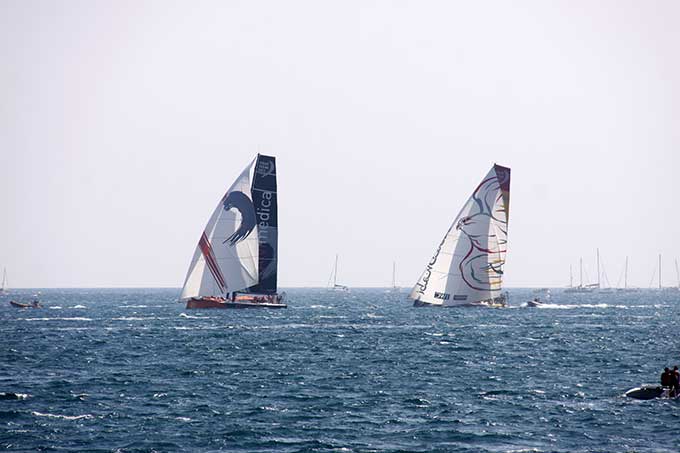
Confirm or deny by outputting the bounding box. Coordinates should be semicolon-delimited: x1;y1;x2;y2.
596;248;600;289
579;258;583;288
659;254;662;289
624;256;628;289
392;261;396;289
333;254;339;287
675;259;679;289
569;264;573;288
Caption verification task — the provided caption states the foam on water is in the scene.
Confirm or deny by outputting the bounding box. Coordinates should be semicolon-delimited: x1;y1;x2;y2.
22;317;94;322
31;411;94;420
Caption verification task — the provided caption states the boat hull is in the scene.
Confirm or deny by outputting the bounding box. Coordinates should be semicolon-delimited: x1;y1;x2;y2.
9;301;41;309
412;299;506;308
412;299;441;307
185;297;286;309
624;386;668;400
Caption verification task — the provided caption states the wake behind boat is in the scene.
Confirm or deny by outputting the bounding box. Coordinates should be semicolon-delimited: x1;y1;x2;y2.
409;164;511;308
180;154;286;309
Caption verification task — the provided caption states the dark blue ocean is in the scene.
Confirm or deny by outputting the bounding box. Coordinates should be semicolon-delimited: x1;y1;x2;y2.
2;288;679;452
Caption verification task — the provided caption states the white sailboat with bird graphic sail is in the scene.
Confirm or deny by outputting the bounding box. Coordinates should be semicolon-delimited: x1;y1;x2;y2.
180;154;286;309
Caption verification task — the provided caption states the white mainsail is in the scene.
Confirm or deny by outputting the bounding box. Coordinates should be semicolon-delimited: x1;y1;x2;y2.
409;164;511;306
180;159;260;300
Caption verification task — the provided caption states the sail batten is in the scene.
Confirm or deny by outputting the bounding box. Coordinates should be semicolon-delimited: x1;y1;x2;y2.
409;164;511;306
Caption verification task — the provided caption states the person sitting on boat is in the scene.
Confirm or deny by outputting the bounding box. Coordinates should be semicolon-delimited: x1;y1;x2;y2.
671;366;680;398
661;367;673;388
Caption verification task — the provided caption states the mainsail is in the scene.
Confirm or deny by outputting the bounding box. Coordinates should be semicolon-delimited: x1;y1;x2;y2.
180;154;278;300
409;164;511;306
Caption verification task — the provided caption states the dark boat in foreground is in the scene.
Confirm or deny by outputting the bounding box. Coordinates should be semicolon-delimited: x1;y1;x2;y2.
625;386;678;400
180;154;286;309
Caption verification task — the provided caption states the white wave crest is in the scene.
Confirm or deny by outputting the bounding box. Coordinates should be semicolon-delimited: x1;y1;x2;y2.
32;411;94;420
539;303;626;309
24;317;93;322
112;317;155;321
179;313;204;319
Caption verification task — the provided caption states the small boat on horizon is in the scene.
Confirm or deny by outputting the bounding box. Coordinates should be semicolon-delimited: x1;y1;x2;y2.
9;300;42;309
408;164;511;308
526;296;549;308
180;154;286;309
386;261;401;293
9;293;42;309
564;259;595;293
327;254;350;292
0;268;8;295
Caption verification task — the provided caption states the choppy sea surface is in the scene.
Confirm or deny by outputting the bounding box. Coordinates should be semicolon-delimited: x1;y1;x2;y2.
2;288;679;452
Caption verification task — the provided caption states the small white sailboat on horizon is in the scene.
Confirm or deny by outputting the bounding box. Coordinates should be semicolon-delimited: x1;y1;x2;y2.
564;258;595;293
409;164;511;308
180;154;286;309
387;261;401;293
615;256;640;292
327;254;350;292
653;254;680;293
0;268;7;295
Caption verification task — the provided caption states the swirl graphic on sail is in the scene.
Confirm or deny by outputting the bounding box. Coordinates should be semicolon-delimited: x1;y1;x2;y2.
222;191;256;246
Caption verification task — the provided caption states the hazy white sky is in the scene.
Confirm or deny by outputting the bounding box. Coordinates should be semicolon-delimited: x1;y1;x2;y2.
2;1;679;288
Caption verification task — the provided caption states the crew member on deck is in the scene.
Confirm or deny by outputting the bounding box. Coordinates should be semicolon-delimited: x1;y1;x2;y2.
671;366;680;398
661;367;672;388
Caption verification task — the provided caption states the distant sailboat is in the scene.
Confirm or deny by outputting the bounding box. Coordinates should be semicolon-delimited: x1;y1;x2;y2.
387;261;401;293
327;254;349;292
181;154;286;309
615;256;640;292
657;254;680;293
597;249;614;292
564;258;594;293
0;268;7;295
409;164;510;308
